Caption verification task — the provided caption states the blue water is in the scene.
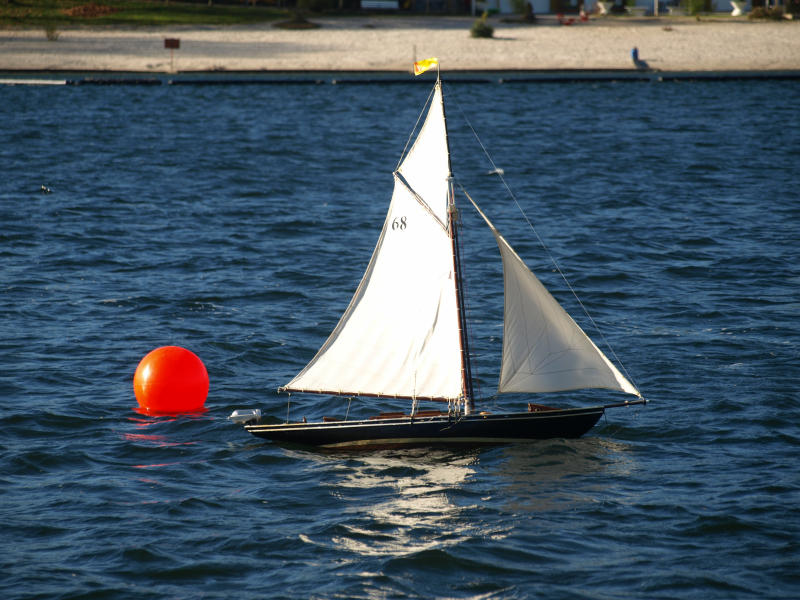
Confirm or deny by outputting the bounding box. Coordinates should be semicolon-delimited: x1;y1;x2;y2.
1;77;798;599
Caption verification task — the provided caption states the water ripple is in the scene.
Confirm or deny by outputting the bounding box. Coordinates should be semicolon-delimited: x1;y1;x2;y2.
0;79;798;600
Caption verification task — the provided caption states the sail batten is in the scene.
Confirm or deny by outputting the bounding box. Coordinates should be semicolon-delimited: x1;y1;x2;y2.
395;171;448;233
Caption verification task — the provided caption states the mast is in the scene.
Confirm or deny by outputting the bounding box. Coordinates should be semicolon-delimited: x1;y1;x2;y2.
439;76;475;414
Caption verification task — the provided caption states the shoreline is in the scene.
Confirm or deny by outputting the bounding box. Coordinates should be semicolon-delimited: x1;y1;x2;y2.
1;16;799;73
4;69;799;88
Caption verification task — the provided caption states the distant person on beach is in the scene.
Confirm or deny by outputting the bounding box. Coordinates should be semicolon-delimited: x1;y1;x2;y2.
631;47;649;70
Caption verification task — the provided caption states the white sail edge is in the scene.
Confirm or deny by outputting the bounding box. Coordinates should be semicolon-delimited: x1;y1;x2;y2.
462;192;640;398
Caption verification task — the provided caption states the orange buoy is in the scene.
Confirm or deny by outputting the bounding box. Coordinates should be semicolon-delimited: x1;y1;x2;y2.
133;346;209;414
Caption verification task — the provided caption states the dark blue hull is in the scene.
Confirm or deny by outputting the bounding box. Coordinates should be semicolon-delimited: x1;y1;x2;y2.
244;406;605;450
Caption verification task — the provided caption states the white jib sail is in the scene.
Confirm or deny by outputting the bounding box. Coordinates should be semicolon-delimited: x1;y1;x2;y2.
493;229;639;396
460;194;639;397
283;83;463;400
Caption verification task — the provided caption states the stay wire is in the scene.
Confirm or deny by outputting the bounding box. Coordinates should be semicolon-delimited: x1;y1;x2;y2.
447;89;643;398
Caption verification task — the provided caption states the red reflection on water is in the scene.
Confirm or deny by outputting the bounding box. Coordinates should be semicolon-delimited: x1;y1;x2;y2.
127;414;177;427
132;405;208;417
122;409;210;470
121;432;197;447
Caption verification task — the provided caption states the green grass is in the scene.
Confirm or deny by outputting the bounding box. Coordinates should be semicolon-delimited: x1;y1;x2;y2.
0;1;291;27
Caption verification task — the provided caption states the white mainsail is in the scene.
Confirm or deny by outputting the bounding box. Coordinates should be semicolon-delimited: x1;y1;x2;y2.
282;83;464;401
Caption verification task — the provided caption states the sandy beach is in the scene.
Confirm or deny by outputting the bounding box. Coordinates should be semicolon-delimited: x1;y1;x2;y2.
1;16;798;73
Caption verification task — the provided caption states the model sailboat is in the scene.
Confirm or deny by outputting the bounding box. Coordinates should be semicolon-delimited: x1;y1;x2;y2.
231;64;645;449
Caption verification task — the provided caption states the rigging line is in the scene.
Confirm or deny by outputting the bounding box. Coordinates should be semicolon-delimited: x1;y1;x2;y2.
449;98;642;396
396;84;437;171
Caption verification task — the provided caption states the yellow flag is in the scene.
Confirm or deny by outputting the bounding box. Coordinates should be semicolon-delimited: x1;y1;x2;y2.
413;57;439;76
